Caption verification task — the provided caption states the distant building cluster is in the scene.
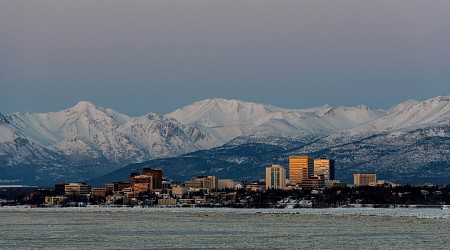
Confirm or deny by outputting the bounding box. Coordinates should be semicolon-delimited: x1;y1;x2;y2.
266;156;341;190
35;155;400;207
6;151;450;208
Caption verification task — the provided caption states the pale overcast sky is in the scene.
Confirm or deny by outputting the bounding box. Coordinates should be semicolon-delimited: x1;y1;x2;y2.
1;1;450;116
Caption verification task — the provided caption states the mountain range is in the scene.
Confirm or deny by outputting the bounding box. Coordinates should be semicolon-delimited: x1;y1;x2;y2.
1;95;450;186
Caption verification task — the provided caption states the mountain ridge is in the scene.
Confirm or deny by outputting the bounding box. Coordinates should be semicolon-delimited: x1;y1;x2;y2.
1;95;450;185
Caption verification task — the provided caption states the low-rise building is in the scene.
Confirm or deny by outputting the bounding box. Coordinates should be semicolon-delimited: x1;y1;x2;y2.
246;183;266;192
105;183;114;192
185;176;218;191
324;180;346;188
172;186;189;196
65;183;90;196
218;179;236;190
301;176;325;189
44;196;67;205
112;182;131;192
91;187;108;197
375;180;398;187
158;198;177;206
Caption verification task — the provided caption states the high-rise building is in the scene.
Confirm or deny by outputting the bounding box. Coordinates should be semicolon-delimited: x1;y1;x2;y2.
142;168;164;190
314;158;335;180
354;174;377;186
266;164;286;190
289;156;314;184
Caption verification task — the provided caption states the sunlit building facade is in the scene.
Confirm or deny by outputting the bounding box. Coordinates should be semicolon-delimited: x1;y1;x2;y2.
266;164;286;190
133;175;153;194
64;183;90;196
289;156;314;184
314;158;335;180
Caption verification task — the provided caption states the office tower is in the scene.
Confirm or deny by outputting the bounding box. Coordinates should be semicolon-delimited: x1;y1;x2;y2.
314;158;335;180
266;164;286;190
289;156;314;184
142;168;164;189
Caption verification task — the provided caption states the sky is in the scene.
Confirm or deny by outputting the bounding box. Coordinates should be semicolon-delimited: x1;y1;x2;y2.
1;0;450;116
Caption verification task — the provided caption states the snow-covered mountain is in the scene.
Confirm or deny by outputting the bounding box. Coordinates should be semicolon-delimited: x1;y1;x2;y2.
314;95;450;146
167;98;388;143
2;101;218;164
1;95;450;185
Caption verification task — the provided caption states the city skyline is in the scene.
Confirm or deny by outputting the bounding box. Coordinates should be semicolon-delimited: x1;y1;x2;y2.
2;1;450;116
1;2;448;249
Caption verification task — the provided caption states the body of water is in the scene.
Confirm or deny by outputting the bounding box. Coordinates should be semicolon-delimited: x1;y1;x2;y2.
0;207;449;249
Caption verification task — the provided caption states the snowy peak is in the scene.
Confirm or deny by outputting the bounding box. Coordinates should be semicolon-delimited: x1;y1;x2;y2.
392;95;450;127
71;101;97;111
60;101;130;135
167;98;286;142
63;101;130;125
65;101;129;120
4;102;131;147
168;98;281;126
64;101;105;119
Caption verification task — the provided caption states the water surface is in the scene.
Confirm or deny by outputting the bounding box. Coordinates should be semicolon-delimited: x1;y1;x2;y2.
0;207;449;249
